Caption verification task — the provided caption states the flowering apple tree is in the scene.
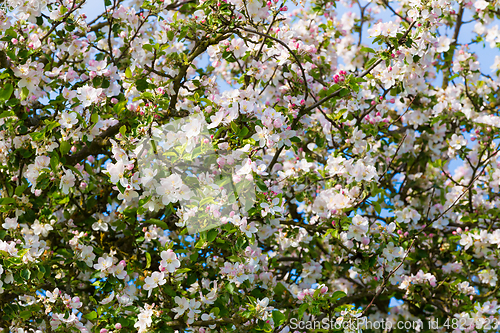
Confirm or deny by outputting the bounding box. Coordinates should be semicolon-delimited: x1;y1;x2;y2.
1;0;500;331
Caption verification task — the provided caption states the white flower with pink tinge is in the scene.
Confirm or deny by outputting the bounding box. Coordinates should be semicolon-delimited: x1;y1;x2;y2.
93;256;113;271
76;85;102;108
160;249;181;273
172;296;189;319
143;271;166;297
60;112;78;129
2;217;18;230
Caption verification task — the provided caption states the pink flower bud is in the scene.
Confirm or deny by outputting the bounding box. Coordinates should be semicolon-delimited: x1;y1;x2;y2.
88;156;95;163
71;146;77;153
35;189;42;197
115;323;122;330
100;329;108;333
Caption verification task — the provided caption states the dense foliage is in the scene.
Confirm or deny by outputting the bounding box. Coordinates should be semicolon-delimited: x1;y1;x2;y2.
1;0;500;331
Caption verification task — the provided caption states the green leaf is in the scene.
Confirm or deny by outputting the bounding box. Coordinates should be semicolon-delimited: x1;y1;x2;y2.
199;196;214;207
117;182;126;194
365;57;377;69
20;87;29;101
29;131;44;141
46;121;60;131
20;310;31;320
15;184;28;196
84;311;98;320
114;100;127;113
21;269;31;280
207;229;218;243
18;125;27;134
226;282;235;294
50;154;59;172
0;111;15;118
361;46;376;53
0;197;15;205
290;137;301;143
145;252;151;269
0;83;13;101
272;311;286;326
298;303;309;319
238;126;249;137
136;78;149;92
59;141;71;155
125;68;132;79
256;180;267;192
119;125;126;136
145;218;168;229
331;290;347;300
91;112;99;123
339;88;350;97
195;238;207;249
